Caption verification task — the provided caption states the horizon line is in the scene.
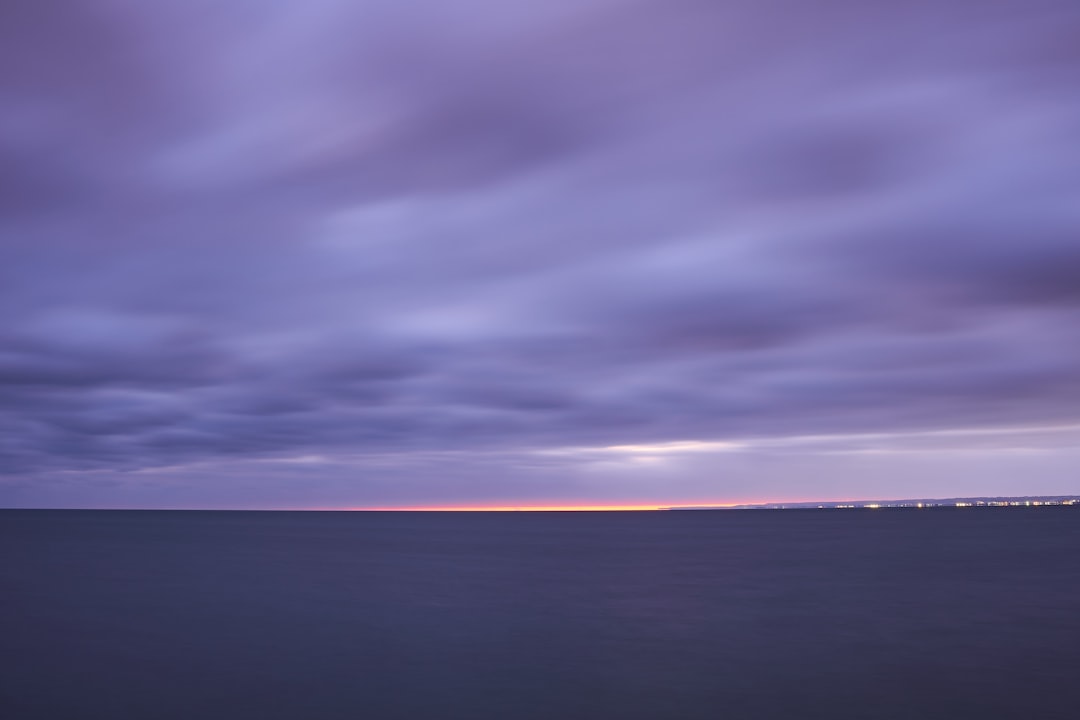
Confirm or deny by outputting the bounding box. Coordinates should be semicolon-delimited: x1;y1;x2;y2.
6;494;1077;512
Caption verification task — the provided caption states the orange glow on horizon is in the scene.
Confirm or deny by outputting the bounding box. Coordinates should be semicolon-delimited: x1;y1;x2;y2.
350;503;680;512
332;500;807;512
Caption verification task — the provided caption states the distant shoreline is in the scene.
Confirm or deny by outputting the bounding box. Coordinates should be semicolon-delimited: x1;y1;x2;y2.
672;496;1080;511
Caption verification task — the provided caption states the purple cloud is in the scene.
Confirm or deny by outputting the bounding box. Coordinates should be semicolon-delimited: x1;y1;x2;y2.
1;0;1079;507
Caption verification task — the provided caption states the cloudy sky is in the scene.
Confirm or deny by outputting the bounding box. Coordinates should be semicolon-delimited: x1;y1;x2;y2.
2;0;1078;509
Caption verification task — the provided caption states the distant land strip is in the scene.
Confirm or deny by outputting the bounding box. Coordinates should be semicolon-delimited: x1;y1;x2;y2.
673;496;1080;510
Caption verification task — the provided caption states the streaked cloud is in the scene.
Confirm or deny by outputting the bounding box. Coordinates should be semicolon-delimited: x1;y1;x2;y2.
1;0;1078;506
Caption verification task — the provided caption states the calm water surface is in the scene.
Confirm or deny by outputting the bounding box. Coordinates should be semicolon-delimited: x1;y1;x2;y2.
2;509;1078;719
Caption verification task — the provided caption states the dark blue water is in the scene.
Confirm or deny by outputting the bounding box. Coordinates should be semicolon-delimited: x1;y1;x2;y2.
2;509;1078;719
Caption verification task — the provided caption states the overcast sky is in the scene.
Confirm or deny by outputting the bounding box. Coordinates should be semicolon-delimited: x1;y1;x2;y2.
2;0;1078;508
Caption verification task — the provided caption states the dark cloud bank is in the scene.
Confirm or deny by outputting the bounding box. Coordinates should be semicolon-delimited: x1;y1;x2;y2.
2;0;1079;507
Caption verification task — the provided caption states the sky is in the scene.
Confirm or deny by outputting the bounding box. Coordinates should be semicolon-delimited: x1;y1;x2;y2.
1;0;1079;509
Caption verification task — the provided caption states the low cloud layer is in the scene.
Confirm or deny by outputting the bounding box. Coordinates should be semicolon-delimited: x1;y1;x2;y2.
2;0;1078;506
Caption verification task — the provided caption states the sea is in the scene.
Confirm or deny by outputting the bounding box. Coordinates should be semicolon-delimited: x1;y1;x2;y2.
2;508;1078;719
